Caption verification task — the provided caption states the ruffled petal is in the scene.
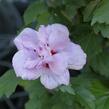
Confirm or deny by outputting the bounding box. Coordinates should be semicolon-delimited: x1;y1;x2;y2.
14;28;38;50
40;70;70;89
66;42;87;70
58;70;70;85
12;50;41;80
48;24;70;50
47;23;69;37
40;73;59;89
24;58;41;69
37;25;48;43
48;53;68;75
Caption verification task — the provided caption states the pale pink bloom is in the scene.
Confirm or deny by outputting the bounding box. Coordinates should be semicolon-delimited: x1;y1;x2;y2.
12;23;86;89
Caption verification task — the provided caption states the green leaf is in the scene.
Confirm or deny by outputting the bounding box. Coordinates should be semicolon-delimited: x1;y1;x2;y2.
59;85;75;95
51;93;74;109
37;11;52;26
64;0;86;22
24;1;48;25
65;5;77;19
51;92;75;109
64;0;86;19
96;96;109;109
90;80;109;109
91;0;109;25
71;70;97;109
64;0;86;7
90;80;109;96
0;70;19;97
76;87;96;109
52;104;68;109
20;80;50;109
71;71;109;109
46;0;85;8
93;23;109;38
91;51;109;77
71;73;92;88
83;0;100;22
20;80;76;109
46;0;86;24
46;0;64;7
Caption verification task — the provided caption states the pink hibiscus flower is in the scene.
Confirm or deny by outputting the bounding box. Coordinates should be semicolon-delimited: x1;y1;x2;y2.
12;24;86;89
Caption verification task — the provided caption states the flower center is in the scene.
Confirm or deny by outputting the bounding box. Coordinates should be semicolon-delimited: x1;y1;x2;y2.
51;50;57;55
44;63;49;68
34;49;36;52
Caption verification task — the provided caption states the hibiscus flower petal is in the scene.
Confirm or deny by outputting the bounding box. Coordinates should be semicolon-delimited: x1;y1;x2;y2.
48;53;68;75
12;50;41;80
40;69;70;89
37;25;48;43
47;23;69;37
58;70;70;85
24;58;41;69
48;24;70;50
14;28;38;50
40;73;59;89
66;42;87;70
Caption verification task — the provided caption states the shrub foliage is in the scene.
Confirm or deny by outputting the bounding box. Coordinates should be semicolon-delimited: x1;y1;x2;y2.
1;0;109;109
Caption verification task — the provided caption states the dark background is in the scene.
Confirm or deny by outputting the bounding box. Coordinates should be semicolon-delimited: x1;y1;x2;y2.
0;0;30;108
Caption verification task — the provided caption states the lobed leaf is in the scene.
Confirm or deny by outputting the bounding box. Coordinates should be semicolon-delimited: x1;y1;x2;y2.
24;1;48;25
91;0;109;25
0;70;19;97
91;51;109;77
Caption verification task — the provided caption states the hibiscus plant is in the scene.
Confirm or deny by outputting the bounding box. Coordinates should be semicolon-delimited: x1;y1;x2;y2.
1;0;109;109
